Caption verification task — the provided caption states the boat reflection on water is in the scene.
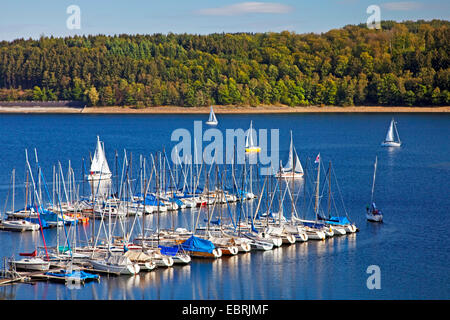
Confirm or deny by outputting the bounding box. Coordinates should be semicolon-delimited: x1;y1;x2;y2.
0;283;16;300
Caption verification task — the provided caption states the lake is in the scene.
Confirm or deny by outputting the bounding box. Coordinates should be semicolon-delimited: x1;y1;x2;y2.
0;112;449;300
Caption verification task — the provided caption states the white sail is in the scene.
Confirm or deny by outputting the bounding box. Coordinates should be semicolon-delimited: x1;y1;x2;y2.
246;121;254;148
385;119;395;142
294;152;303;173
282;133;294;172
282;156;293;172
393;120;401;143
90;136;111;175
281;132;303;174
207;106;218;123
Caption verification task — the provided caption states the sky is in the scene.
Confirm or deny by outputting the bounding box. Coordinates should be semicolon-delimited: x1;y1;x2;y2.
0;0;449;41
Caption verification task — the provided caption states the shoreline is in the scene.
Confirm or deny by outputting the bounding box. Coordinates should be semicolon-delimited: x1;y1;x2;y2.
0;105;449;114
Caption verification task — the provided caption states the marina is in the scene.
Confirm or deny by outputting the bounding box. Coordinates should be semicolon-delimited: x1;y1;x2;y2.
0;113;448;300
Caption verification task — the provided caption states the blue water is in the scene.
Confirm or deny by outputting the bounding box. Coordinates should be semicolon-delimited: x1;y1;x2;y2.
0;113;449;300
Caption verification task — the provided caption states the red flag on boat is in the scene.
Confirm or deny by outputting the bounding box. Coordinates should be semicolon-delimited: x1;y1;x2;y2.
314;154;320;164
19;250;37;257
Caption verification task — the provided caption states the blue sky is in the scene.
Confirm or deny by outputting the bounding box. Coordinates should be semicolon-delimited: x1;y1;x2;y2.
0;1;448;40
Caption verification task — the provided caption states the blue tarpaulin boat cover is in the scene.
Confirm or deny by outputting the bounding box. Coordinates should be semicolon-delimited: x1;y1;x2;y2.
302;221;325;229
203;218;221;225
328;216;351;225
139;196;163;206
318;216;351;225
178;187;203;194
25;217;49;228
158;245;179;256
45;270;99;281
181;236;215;253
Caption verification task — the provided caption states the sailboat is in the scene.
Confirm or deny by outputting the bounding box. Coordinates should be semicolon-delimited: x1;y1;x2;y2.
88;136;112;200
381;118;401;147
293;153;328;240
276;131;304;179
245;121;261;153
1;169;41;232
205;106;218;126
366;156;383;222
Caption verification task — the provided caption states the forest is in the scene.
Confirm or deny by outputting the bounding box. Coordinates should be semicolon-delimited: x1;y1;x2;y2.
0;20;448;107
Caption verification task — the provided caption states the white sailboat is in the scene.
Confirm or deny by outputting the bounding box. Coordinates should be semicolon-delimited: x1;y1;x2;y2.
205;106;218;126
366;156;383;222
381;118;401;147
88;136;112;200
89;253;140;275
276;131;304;179
1;169;40;232
245;121;261;153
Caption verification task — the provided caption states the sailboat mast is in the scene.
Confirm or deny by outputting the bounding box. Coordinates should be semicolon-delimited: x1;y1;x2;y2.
12;169;15;213
327;161;331;217
314;154;321;219
291;131;295;218
24;170;29;213
156;152;160;247
370;156;378;205
291;131;294;178
142;177;147;252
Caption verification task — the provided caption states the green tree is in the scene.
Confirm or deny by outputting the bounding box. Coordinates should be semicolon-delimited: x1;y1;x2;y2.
86;86;99;106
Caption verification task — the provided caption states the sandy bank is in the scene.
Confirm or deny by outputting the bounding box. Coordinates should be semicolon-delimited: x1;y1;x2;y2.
0;105;449;114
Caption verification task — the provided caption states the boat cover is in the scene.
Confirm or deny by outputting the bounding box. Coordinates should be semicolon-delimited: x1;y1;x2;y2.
19;250;37;257
124;250;152;262
158;245;179;256
302;221;325;229
46;269;99;281
181;235;215;253
203;218;221;225
25;217;49;228
318;216;351;225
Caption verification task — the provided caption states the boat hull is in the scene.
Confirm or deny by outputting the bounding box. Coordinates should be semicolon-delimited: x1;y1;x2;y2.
306;230;326;240
171;254;191;264
331;226;347;236
0;220;40;232
381;141;401;147
138;262;157;271
245;147;261;153
250;241;273;251
10;258;50;271
188;248;222;259
89;259;140;275
154;256;174;267
366;213;383;222
282;234;296;244
275;172;304;179
295;232;308;242
219;246;239;255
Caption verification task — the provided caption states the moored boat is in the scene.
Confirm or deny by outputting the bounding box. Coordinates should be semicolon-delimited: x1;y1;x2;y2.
9;257;50;271
0;219;40;232
381;118;402;147
89;253;140;275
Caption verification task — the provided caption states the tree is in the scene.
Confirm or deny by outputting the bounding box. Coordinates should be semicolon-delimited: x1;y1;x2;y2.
0;21;448;107
86;86;99;106
102;86;115;106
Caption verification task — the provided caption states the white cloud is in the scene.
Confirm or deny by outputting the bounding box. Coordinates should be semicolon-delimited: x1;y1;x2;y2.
381;2;423;11
197;2;292;16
